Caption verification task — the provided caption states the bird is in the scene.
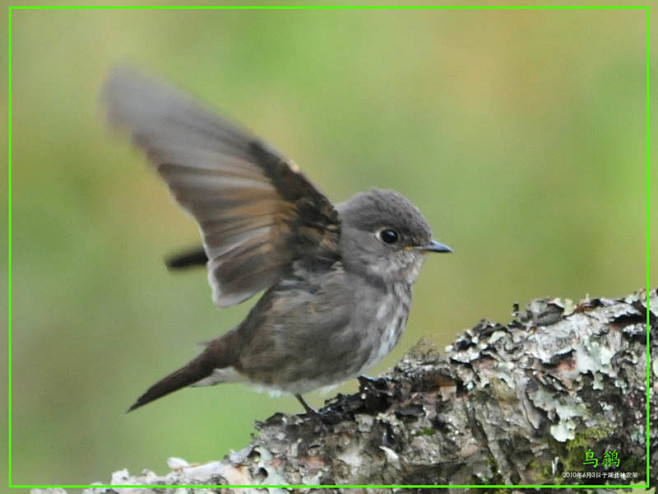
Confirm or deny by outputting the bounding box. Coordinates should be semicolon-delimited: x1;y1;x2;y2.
102;67;452;415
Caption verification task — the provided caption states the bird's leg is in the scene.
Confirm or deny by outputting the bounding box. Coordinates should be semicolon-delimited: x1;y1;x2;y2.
295;394;343;425
295;394;318;416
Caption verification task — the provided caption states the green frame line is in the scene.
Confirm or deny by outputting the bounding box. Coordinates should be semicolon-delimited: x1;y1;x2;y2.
5;4;652;9
7;5;12;491
645;4;652;488
6;484;652;489
6;3;652;490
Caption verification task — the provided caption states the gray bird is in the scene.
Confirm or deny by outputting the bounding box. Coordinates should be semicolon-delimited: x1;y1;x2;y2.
102;67;452;415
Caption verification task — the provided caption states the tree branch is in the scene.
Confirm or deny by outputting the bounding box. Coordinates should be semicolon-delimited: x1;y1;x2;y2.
36;289;656;492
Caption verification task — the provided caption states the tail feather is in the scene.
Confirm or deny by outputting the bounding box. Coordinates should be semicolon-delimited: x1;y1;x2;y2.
128;333;236;412
128;359;208;412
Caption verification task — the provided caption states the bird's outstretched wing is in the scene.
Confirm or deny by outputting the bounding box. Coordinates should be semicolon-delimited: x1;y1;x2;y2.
103;67;341;307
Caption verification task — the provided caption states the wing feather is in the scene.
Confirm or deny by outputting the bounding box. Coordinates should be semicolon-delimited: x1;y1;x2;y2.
103;66;340;307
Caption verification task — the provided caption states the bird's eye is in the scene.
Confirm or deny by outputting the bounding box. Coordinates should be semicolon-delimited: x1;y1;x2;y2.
378;229;399;244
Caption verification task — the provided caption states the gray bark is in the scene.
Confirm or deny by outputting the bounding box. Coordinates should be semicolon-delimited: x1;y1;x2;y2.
33;289;656;493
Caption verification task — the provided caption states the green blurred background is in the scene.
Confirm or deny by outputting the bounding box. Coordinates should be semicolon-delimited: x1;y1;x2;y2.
7;3;653;487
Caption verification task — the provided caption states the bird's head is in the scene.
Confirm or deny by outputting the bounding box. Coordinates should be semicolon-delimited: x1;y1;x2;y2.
337;188;451;285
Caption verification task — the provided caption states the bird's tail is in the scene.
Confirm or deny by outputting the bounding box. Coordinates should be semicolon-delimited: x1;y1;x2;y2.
127;332;236;412
127;357;209;412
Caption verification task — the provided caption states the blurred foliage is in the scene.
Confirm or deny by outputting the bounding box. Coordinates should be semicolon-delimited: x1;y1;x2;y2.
8;5;652;486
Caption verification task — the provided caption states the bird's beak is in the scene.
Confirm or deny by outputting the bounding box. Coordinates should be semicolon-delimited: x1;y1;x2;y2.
415;240;452;254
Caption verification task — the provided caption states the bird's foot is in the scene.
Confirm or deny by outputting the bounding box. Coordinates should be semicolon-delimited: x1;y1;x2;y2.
295;394;342;424
357;375;388;391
